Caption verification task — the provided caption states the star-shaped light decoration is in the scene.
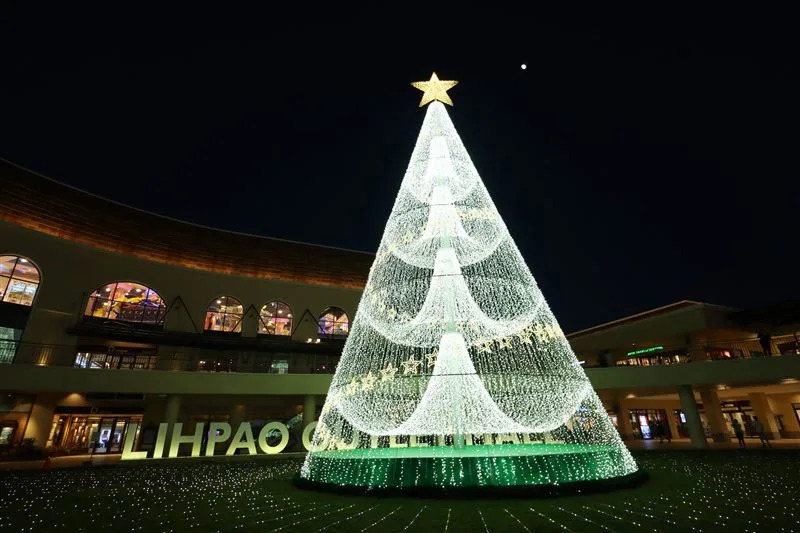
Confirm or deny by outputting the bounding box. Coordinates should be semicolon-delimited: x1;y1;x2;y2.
380;363;398;382
425;350;438;370
401;356;422;375
518;330;534;345
346;377;360;396
411;72;458;107
361;371;377;391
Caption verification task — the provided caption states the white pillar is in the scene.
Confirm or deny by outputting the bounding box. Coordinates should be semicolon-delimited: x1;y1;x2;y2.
22;394;59;447
616;396;634;441
748;392;781;440
699;387;730;443
303;395;317;432
162;394;182;453
677;385;708;448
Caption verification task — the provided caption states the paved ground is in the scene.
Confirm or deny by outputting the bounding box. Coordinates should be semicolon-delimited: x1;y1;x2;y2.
627;436;800;450
1;450;798;532
3;437;797;471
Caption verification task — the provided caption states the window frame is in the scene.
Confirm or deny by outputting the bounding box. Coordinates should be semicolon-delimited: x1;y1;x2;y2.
84;281;167;326
258;301;294;337
203;295;245;334
0;255;41;307
317;306;350;337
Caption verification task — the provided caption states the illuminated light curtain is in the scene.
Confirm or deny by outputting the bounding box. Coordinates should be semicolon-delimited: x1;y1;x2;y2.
302;100;637;488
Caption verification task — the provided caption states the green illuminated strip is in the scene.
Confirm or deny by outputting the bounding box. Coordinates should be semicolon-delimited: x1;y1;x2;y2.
303;444;632;488
626;346;664;357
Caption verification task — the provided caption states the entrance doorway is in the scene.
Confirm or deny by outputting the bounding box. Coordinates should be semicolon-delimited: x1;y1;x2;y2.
628;409;669;440
48;414;142;454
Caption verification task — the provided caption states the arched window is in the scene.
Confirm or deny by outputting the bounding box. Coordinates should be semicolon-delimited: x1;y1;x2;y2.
204;296;244;333
84;282;166;325
0;255;40;307
259;301;293;336
318;306;349;337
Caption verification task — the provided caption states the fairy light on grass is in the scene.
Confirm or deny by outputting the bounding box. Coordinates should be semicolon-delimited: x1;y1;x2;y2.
1;453;797;531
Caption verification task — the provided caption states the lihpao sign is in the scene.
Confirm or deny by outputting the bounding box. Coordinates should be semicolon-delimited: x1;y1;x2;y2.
121;420;318;460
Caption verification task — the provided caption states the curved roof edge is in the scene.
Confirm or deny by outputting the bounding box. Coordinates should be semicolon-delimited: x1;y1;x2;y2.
0;158;373;288
567;300;740;338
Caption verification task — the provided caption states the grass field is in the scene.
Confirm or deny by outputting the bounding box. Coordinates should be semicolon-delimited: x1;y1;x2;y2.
1;450;797;532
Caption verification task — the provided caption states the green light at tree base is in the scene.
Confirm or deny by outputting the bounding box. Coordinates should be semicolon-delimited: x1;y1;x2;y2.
303;444;634;490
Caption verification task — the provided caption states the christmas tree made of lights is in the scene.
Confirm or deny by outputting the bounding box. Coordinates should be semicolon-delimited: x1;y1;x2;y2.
300;74;638;490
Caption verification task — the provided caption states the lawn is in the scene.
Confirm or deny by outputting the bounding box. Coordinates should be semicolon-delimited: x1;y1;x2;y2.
1;450;797;532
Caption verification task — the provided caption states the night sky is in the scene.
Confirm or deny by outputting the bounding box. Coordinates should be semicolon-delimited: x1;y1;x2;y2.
2;13;798;332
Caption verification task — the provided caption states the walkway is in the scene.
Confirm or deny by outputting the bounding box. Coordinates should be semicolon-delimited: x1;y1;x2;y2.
2;439;799;471
627;436;800;449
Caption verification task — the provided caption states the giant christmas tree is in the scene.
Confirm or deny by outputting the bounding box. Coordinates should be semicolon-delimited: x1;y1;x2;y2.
300;74;638;490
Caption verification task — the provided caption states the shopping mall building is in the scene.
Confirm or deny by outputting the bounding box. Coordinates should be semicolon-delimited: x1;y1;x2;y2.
1;158;799;456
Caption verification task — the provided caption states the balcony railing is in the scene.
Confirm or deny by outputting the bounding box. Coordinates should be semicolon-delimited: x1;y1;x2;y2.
0;340;340;374
580;334;800;368
5;333;799;375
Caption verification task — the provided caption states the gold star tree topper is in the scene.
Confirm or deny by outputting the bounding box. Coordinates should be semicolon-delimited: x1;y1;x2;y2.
411;72;458;107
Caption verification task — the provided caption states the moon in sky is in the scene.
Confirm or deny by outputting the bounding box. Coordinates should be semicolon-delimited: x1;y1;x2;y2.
521;63;527;70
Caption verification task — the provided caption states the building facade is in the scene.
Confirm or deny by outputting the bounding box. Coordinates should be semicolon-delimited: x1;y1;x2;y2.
0;159;372;454
1;158;799;457
570;300;800;444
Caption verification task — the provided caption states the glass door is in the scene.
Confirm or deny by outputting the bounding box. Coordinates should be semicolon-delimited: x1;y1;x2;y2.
65;416;87;450
109;419;126;453
638;415;652;439
94;418;115;453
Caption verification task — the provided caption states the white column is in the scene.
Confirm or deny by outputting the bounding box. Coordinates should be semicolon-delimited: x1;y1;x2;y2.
748;392;781;440
699;387;730;443
677;385;708;448
22;394;59;447
162;394;182;453
302;395;317;432
616;395;634;441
